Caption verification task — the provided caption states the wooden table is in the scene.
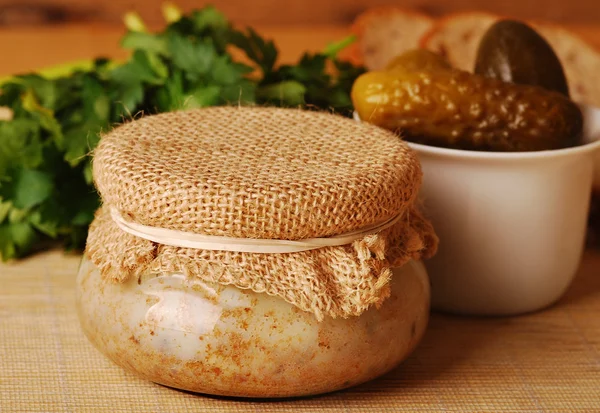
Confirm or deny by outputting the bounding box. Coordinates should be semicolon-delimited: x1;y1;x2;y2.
1;24;600;413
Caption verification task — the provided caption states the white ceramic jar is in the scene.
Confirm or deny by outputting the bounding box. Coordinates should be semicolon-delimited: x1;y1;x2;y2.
76;258;430;398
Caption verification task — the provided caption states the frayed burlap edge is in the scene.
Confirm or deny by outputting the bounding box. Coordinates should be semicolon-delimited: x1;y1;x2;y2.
85;206;437;321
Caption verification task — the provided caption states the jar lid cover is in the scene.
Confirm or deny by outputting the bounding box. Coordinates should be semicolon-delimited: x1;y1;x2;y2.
93;107;422;241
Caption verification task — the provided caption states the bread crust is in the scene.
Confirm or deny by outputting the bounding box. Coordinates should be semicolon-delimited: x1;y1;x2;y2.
348;7;434;67
419;11;597;50
419;11;502;49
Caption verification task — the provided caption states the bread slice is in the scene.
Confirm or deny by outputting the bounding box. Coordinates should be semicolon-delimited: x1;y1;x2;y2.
419;12;498;71
534;24;600;108
420;12;600;107
349;7;434;70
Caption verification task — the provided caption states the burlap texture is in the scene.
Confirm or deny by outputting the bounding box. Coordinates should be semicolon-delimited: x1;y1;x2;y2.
87;107;437;319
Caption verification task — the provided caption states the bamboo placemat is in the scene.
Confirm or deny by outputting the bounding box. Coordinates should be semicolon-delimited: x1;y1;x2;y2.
1;249;600;413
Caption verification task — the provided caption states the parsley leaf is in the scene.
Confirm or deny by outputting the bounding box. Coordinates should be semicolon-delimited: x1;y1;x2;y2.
121;32;169;56
230;28;278;75
168;35;216;79
2;168;54;209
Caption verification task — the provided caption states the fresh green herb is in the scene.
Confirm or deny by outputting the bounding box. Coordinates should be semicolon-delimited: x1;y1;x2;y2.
0;4;365;261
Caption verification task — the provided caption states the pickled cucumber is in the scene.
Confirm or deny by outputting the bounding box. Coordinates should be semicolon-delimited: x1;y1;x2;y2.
474;20;569;96
351;67;582;151
386;49;452;72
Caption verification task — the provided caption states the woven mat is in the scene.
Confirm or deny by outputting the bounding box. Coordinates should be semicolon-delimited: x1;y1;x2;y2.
1;250;600;413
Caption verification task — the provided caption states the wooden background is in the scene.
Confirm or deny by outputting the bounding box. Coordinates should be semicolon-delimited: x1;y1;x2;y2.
0;0;599;27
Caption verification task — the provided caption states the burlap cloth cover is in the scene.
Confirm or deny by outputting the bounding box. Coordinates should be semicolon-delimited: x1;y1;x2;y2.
86;107;437;320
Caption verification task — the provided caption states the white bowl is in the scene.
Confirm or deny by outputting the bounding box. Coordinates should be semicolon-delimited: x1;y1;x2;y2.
355;106;600;316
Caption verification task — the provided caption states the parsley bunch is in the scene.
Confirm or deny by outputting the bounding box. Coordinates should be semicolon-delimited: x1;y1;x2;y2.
0;5;364;260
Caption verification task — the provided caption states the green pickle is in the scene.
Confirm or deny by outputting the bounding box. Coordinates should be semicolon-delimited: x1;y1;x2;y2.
352;66;583;152
386;49;452;72
474;20;570;96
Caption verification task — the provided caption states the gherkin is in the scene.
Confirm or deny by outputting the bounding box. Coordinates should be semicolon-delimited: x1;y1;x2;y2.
352;66;583;152
386;49;452;72
474;20;570;97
